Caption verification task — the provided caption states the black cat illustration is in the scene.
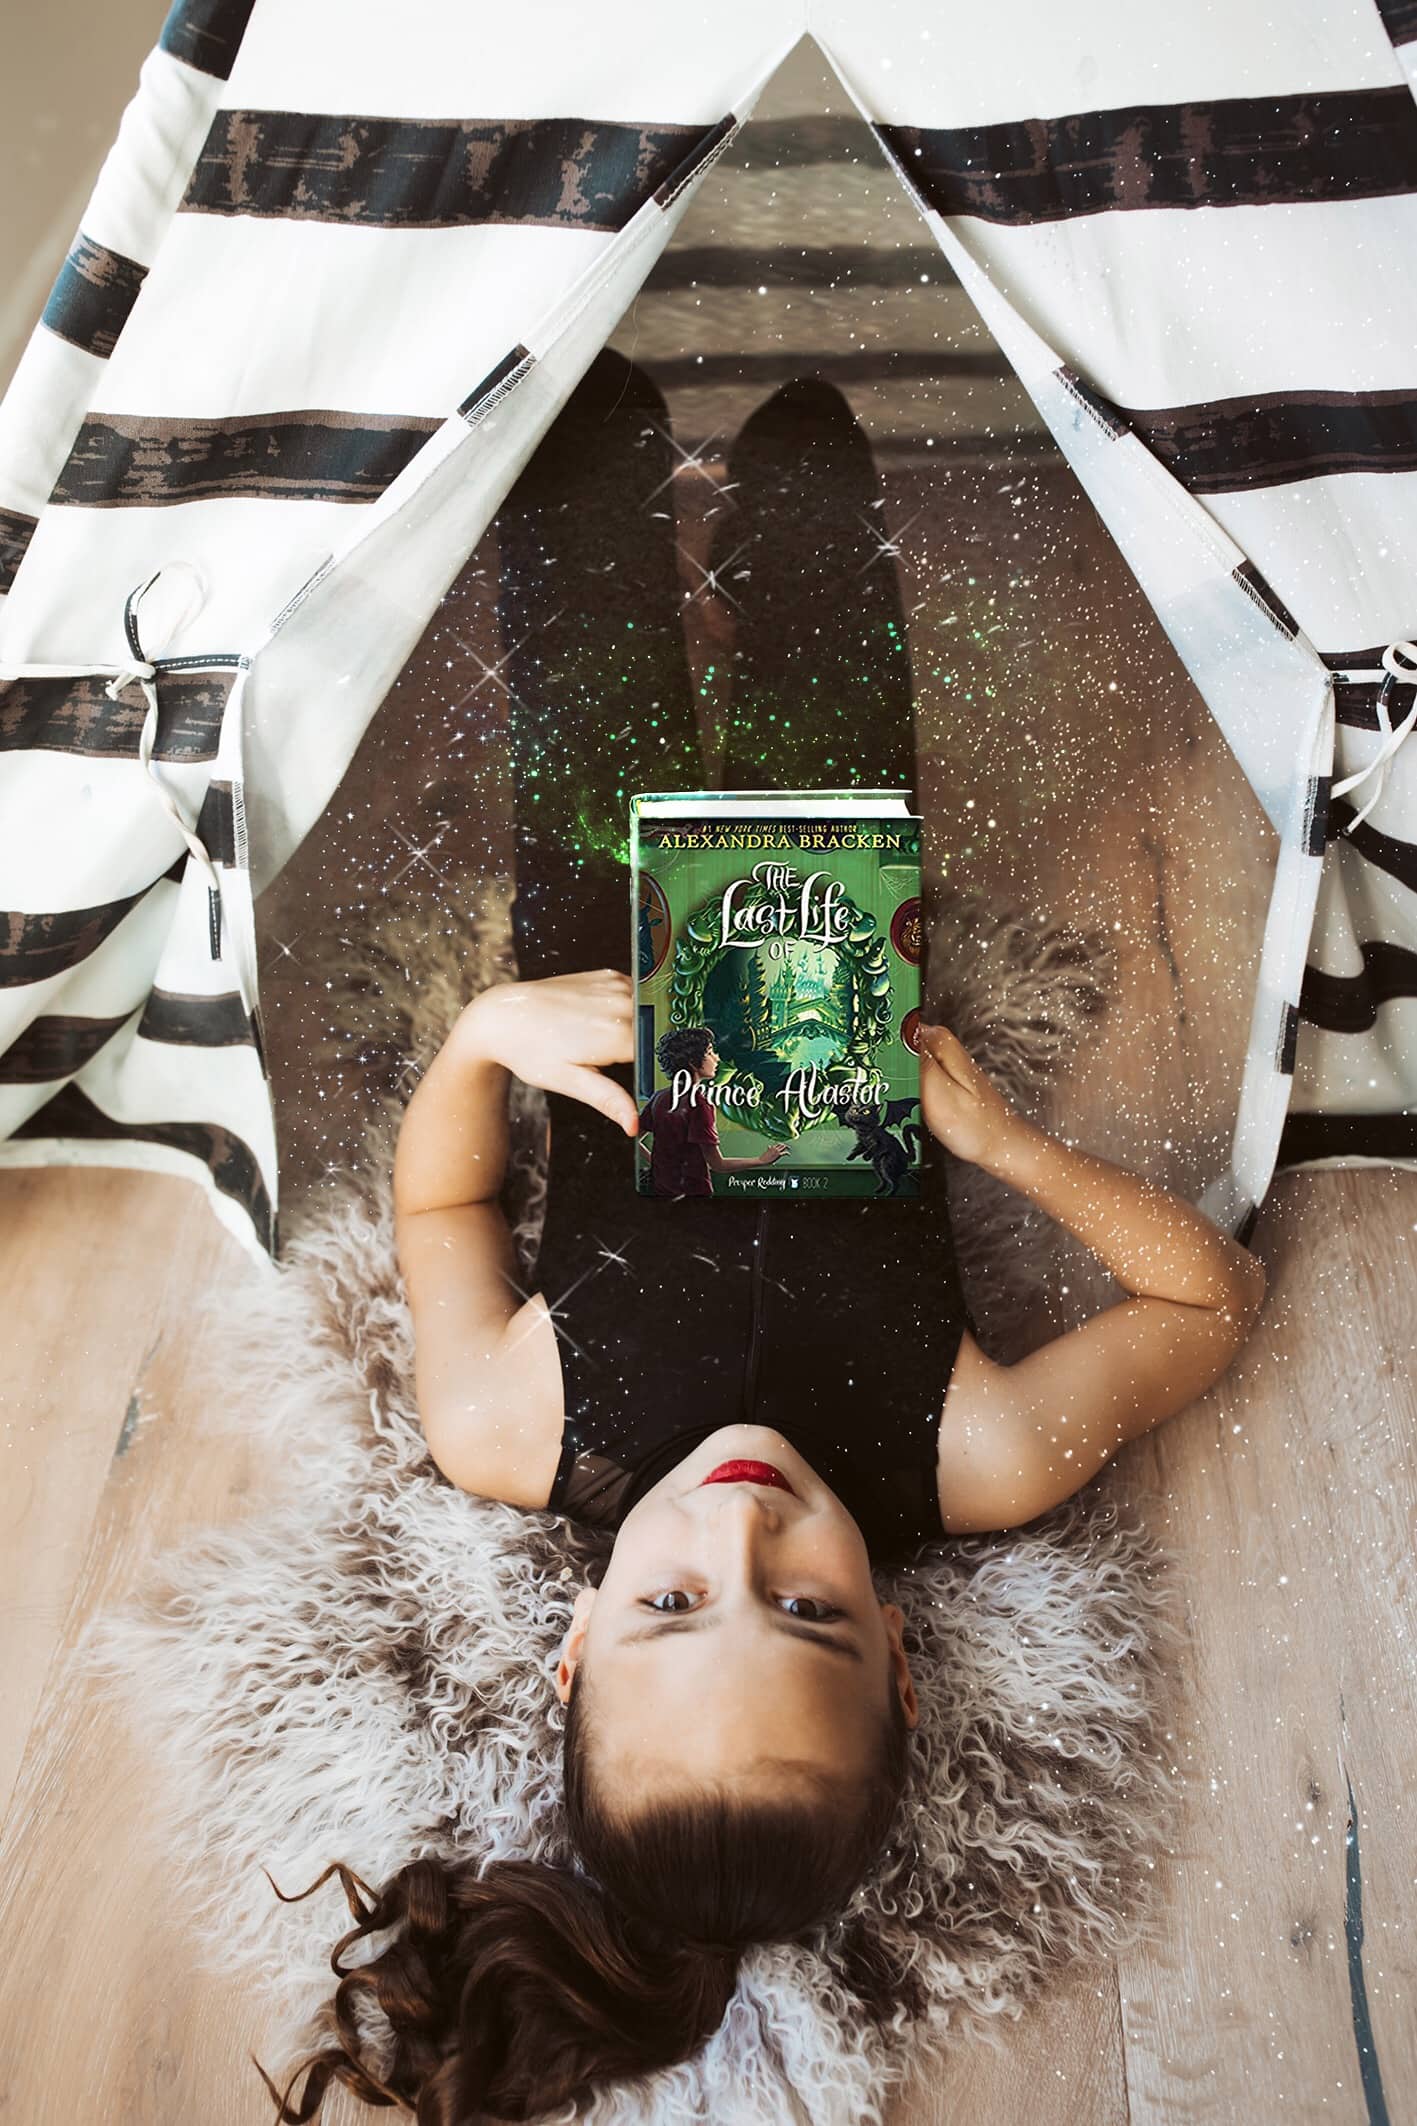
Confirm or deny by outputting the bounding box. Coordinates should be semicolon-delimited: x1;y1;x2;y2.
840;1094;923;1196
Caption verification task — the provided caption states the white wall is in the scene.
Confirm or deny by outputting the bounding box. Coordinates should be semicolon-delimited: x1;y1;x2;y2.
0;0;162;394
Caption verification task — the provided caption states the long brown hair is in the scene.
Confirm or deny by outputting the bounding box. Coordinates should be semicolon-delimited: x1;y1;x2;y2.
259;1672;911;2120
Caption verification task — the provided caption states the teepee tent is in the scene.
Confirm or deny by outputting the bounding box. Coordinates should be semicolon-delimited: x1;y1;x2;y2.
2;0;1415;1268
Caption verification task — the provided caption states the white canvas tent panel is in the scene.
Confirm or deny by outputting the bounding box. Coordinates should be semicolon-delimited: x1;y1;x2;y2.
2;0;1415;1267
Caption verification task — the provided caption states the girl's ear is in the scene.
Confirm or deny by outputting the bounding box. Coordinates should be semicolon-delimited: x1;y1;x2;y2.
554;1586;597;1704
879;1601;920;1730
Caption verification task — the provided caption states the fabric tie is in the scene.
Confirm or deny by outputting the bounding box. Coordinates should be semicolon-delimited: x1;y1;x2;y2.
1;563;227;955
1330;639;1417;836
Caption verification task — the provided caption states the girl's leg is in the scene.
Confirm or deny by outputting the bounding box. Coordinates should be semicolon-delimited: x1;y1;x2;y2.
710;376;918;798
498;364;919;979
496;350;701;988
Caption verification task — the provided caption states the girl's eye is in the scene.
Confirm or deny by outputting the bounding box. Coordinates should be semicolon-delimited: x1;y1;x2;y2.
647;1589;699;1613
779;1596;842;1622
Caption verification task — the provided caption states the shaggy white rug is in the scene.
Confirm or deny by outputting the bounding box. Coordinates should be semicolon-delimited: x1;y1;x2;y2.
84;873;1185;2126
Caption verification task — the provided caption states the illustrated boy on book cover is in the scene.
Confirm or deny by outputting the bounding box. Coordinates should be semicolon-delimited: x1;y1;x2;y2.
637;1025;789;1197
632;791;926;1200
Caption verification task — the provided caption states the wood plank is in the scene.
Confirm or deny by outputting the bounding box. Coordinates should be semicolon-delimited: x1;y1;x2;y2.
891;1962;1129;2125
0;1167;208;1822
0;1173;363;2124
6;1165;1410;2124
1116;1168;1417;2123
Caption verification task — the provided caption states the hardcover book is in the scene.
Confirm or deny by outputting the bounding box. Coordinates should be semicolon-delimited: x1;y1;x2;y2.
630;791;926;1199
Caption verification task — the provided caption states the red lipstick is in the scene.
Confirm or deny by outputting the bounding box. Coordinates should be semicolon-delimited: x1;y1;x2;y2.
700;1460;797;1496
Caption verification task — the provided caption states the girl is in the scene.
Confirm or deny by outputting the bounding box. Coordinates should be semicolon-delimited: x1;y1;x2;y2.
271;359;1264;2122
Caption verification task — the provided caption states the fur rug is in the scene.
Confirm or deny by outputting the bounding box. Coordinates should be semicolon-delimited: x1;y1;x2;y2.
84;874;1185;2126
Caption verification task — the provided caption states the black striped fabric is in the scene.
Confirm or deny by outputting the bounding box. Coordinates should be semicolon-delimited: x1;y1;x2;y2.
1230;560;1300;639
1324;656;1417;737
878;66;1417;1185
1304;628;1417;1157
1326;798;1417;891
1277;1106;1417;1162
878;88;1417;226
40;235;148;361
1054;380;1417;497
0;1012;134;1084
1304;774;1332;858
0;852;185;990
1375;0;1417;50
158;0;257;80
656;241;960;289
136;986;255;1046
49;409;445;509
0;668;231;763
1128;387;1417;494
654;114;739;207
1322;640;1391;662
458;346;535;424
0;506;36;597
651;347;1011;392
1299;939;1417;1031
10;1078;275;1248
194;782;238;868
1333;676;1398;728
1056;363;1128;438
182;112;728;231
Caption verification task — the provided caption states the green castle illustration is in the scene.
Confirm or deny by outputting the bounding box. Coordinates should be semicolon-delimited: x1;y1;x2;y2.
704;940;855;1108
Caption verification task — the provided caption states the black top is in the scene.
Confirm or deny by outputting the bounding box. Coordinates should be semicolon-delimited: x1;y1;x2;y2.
533;1072;974;1564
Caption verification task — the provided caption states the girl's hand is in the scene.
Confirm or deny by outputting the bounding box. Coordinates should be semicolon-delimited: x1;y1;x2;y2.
916;1021;1028;1171
457;970;638;1135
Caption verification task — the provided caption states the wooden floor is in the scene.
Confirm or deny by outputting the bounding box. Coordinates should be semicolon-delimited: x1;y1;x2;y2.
0;1157;1413;2124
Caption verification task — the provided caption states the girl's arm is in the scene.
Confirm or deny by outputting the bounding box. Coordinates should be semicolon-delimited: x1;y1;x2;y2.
917;1024;1267;1533
394;971;637;1503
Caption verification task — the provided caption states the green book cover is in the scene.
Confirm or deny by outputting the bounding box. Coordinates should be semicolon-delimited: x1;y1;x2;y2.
631;791;925;1199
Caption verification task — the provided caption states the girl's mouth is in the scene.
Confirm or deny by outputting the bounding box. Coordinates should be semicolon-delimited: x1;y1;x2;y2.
700;1459;797;1496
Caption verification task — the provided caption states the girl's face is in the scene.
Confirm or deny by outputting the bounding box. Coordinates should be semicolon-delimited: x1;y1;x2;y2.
698;1041;719;1079
554;1425;917;1803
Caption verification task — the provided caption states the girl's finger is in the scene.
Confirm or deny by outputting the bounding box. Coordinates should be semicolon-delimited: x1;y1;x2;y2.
549;1062;640;1135
917;1025;969;1073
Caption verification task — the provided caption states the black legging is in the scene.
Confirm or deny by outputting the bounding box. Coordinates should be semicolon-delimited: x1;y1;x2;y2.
494;352;970;1563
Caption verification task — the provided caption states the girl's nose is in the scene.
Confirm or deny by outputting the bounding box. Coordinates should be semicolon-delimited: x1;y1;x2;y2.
701;1481;785;1547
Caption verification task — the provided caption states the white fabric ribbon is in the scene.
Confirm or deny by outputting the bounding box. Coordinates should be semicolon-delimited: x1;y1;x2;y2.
1330;639;1417;836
